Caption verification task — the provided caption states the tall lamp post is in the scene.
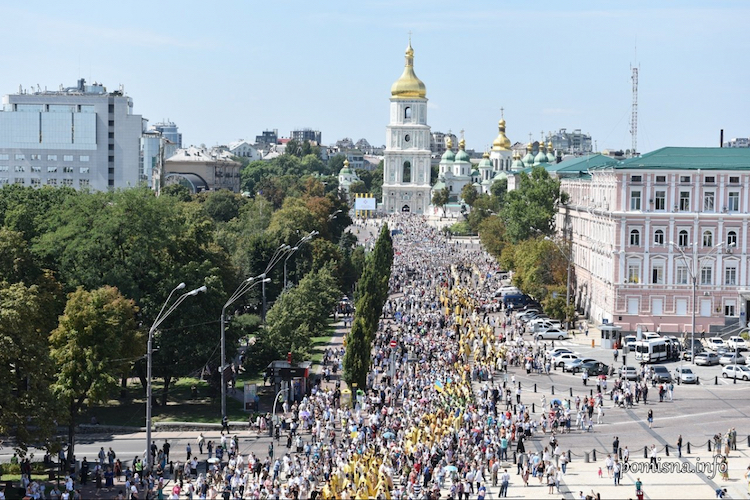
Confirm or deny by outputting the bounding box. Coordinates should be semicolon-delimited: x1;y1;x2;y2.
669;240;733;366
262;244;291;321
544;236;573;329
146;283;207;471
220;275;270;419
284;230;319;289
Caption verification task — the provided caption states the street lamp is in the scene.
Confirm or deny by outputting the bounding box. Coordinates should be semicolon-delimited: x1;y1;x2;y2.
328;210;342;221
146;282;207;471
544;236;573;329
284;230;319;289
669;240;734;366
262;244;290;321
220;275;270;419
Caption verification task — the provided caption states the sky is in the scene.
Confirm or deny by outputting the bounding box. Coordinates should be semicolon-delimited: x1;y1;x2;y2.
1;1;748;154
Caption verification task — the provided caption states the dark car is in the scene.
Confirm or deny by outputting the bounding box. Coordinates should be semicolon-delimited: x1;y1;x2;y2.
581;361;609;377
652;366;672;383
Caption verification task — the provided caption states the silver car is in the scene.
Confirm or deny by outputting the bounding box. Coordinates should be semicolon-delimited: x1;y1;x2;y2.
719;353;746;366
695;352;720;366
674;367;698;384
535;328;570;341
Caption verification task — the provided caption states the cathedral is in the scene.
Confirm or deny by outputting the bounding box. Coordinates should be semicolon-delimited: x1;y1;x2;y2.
382;42;559;212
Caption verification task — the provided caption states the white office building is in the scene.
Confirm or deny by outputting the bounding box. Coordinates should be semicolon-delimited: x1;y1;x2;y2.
0;79;143;190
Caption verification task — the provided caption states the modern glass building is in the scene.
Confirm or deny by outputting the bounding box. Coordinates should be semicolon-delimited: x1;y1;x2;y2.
0;79;143;191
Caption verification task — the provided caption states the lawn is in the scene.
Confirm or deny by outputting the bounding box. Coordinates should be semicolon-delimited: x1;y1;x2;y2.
80;377;248;427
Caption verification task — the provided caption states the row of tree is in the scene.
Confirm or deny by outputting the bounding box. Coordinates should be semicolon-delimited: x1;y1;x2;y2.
343;224;394;391
0;158;360;458
470;166;574;321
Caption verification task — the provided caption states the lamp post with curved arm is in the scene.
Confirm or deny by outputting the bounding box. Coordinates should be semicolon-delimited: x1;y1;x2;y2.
544;235;573;329
220;275;271;419
284;230;319;289
669;240;734;366
262;244;291;321
146;283;207;471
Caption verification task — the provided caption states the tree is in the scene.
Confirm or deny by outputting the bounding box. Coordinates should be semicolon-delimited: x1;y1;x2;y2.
0;281;60;456
257;266;340;363
432;188;450;217
50;286;139;461
200;189;243;223
478;216;506;260
490;177;508;205
501;166;565;243
348;181;368;195
342;316;370;392
460;184;479;207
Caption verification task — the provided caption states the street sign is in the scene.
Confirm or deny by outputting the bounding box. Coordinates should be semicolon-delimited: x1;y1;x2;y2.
390;340;397;347
278;367;308;379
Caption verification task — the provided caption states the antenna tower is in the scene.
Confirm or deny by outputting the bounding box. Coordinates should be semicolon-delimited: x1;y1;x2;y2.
630;64;639;156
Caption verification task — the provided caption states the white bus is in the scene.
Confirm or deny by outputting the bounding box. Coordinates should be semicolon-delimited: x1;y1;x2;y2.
634;338;668;363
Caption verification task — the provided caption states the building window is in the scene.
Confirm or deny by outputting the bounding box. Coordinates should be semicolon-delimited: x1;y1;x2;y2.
0;166;7;172
700;266;713;285
63;166;74;173
654;229;664;245
48;166;57;173
727;230;737;247
680;175;690;183
404;107;412;120
0;154;8;160
630;191;641;210
703;192;715;211
725;303;736;317
63;155;73;162
679;191;690;211
725;266;737;286
79;179;90;187
80;155;90;162
31;166;41;173
728;191;739;212
651;264;664;284
47;178;57;185
14;165;24;172
15;154;25;160
14;178;24;185
676;265;688;284
654;190;666;210
47;154;57;161
627;264;641;283
402;161;411;183
705;176;715;184
79;167;90;174
631;175;642;182
678;230;689;247
629;229;640;246
0;177;7;184
62;179;73;186
655;175;666;183
30;178;40;187
729;176;740;184
30;154;41;160
702;230;713;247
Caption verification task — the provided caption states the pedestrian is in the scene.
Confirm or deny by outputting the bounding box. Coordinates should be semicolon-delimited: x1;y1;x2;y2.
186;443;191;462
613;436;619;455
677;435;682;457
649;445;657;471
647;409;653;428
197;433;204;455
221;415;229;435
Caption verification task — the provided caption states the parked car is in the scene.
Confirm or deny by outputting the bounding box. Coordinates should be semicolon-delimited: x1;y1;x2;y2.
707;337;728;351
619;366;639;380
623;335;637;351
547;347;575;358
531;319;562;333
581;361;609;377
536;328;570;341
728;336;748;351
652;366;672;383
722;364;750;381
674;367;698;384
552;352;579;367
694;352;720;366
719;353;746;365
564;357;596;373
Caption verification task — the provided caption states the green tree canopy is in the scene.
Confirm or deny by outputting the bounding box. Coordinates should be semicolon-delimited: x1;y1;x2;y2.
432;188;449;216
461;184;479;207
50;285;139;460
500;166;565;243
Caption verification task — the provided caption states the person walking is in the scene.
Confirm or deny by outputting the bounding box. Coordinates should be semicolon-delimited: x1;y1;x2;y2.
677;435;683;458
647;409;653;428
613;436;620;456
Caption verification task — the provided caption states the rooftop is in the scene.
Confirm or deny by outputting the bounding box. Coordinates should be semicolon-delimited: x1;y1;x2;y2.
615;147;750;170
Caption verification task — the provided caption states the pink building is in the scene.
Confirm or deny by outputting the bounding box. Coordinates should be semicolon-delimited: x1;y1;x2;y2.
554;147;750;335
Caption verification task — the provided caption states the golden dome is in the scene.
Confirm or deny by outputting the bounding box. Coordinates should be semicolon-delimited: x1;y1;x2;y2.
547;141;553;150
492;118;511;151
390;42;427;99
482;151;490;159
445;136;453;149
526;142;533;151
459;138;466;150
